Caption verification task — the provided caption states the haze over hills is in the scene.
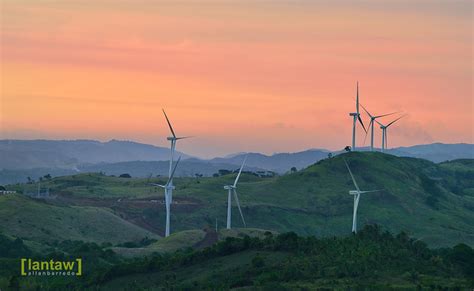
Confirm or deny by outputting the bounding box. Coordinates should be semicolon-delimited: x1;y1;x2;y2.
0;139;472;184
0;139;192;169
388;143;474;162
208;149;330;173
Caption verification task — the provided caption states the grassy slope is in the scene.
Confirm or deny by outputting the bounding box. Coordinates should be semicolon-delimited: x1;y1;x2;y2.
111;230;206;258
5;153;474;247
111;228;275;258
0;194;159;245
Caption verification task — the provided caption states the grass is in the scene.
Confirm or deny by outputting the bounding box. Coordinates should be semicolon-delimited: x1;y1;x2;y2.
111;229;206;258
4;152;474;247
0;194;159;245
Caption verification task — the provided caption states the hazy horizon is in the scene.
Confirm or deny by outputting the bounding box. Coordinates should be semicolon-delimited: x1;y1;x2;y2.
2;0;473;158
1;137;472;159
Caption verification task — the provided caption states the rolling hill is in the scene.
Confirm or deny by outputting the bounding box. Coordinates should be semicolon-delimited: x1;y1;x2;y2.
0;139;192;170
0;194;159;245
1;140;472;185
208;149;330;173
3;152;473;248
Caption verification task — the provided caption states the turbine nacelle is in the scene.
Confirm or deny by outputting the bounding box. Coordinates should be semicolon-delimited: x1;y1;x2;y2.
224;185;236;190
167;136;192;141
349;190;359;195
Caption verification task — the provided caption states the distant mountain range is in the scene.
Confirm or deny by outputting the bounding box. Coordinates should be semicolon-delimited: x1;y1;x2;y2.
0;139;472;184
0;139;191;169
208;150;330;173
386;143;474;163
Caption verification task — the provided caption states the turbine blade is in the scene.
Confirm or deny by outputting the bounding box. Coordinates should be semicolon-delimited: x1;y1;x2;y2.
356;82;360;114
233;189;246;227
344;159;360;192
360;189;383;194
176;136;194;140
167;156;181;184
386;114;407;127
374;111;400;119
358;115;367;133
362;119;372;146
360;103;373;118
162;109;176;138
233;155;248;187
150;183;166;188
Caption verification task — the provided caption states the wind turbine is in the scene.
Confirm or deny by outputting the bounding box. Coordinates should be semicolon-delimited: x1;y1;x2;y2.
349;82;367;151
162;109;191;180
162;109;192;205
224;156;248;229
360;104;399;151
376;115;406;153
151;156;181;237
344;159;380;233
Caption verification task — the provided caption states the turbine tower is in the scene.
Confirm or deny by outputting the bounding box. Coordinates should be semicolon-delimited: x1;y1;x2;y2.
151;156;181;237
344;159;380;233
224;156;248;229
349;82;366;151
160;109;191;237
376;115;406;153
360;104;398;151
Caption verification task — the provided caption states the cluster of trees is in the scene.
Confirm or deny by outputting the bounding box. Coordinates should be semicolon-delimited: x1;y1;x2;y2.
1;226;473;289
86;225;473;289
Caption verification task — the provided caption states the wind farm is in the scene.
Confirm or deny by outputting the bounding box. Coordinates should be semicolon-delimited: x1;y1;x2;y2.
1;0;472;289
1;82;473;289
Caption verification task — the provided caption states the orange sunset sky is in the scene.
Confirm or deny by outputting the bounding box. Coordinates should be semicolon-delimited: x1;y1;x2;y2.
1;0;472;158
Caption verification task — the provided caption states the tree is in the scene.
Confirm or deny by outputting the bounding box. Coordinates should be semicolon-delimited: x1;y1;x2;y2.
344;146;351;152
328;153;333;159
119;173;132;178
44;174;52;180
0;185;5;191
290;167;297;173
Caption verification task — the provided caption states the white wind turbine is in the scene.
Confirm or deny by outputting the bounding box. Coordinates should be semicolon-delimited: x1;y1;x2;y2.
344;159;381;233
224;156;248;229
159;109;191;237
162;109;191;205
360;104;399;151
376;115;406;153
151;156;181;237
349;82;367;151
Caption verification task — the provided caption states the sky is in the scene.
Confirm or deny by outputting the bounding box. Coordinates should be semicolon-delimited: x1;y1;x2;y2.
1;0;472;158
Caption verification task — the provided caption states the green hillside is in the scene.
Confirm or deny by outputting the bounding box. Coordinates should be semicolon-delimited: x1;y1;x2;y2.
0;194;159;245
4;152;474;248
